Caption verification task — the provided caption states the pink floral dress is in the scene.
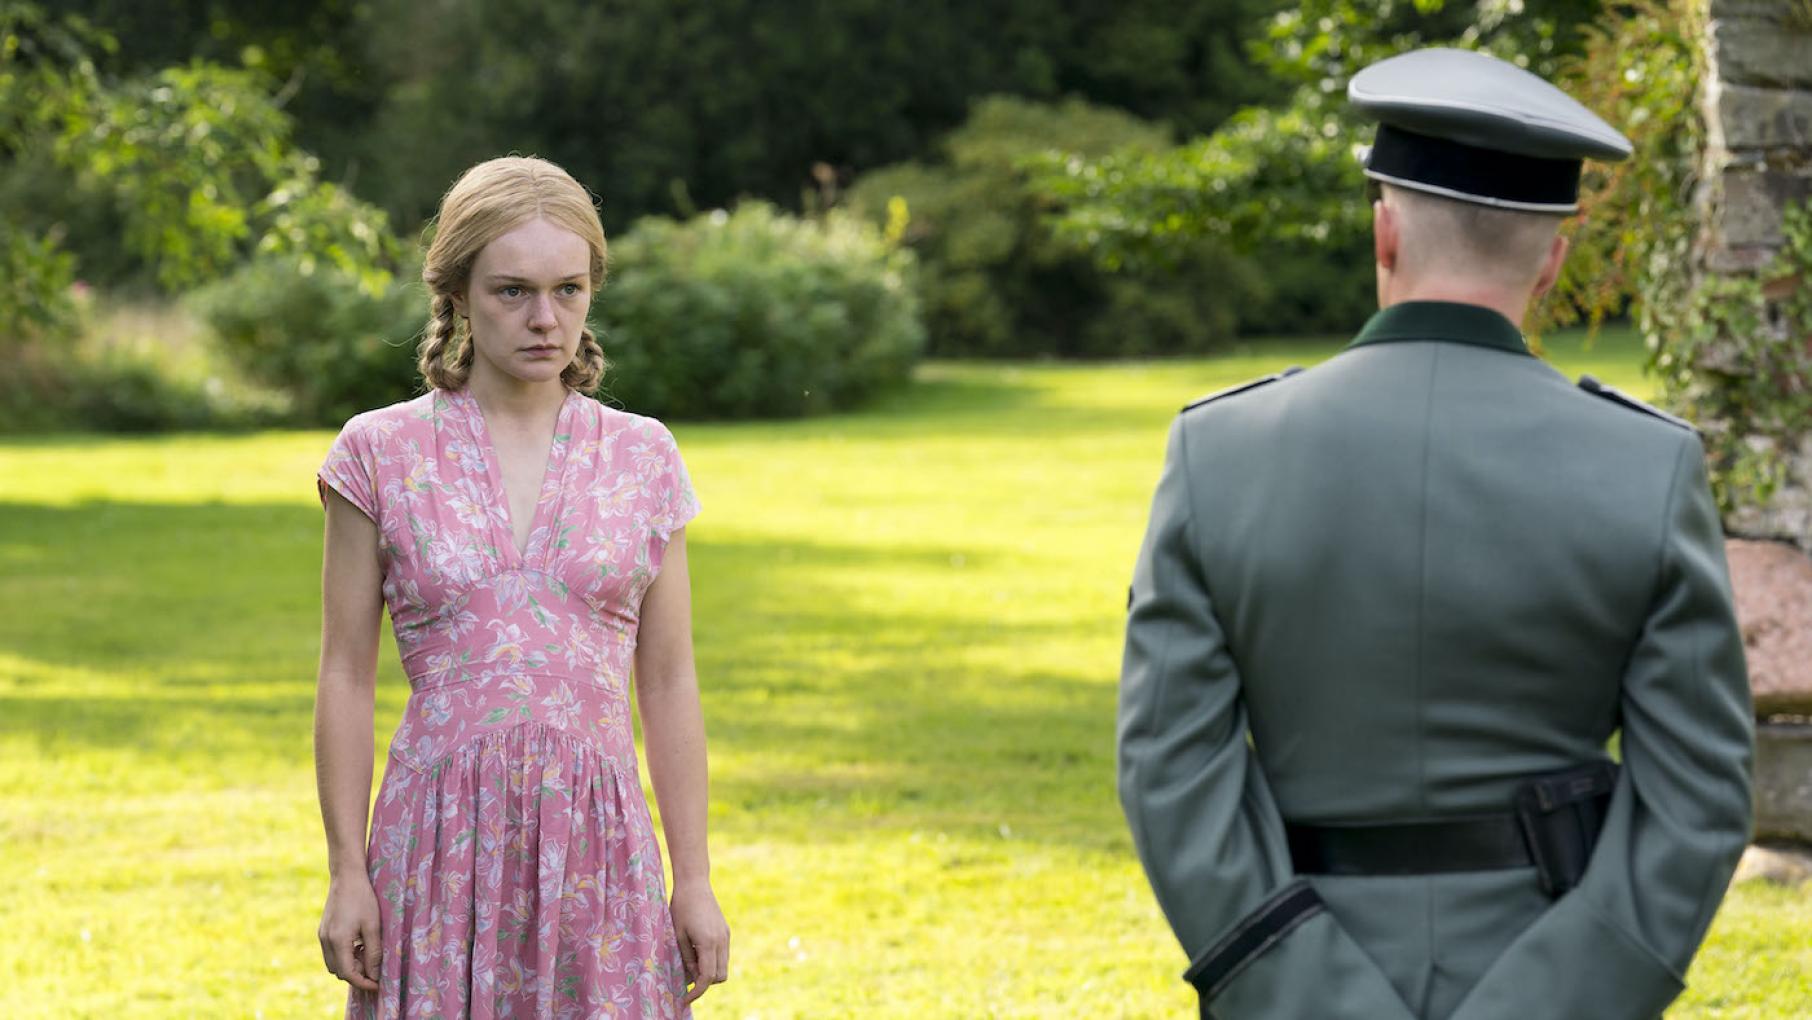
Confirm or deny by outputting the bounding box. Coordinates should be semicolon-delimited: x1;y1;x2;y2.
316;386;698;1019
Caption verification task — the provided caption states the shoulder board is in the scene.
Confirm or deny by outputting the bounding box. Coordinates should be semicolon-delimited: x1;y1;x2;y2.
1577;375;1696;432
1181;366;1304;414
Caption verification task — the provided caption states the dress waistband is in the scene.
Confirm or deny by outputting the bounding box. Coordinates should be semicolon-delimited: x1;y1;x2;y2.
388;670;637;775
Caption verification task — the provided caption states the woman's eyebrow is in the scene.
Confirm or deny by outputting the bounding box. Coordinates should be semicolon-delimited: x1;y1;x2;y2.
484;273;588;284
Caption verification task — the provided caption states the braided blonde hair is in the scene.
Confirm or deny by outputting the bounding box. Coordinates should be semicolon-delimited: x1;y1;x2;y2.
417;156;609;393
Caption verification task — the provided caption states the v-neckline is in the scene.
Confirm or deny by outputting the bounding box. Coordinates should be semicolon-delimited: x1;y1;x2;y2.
455;386;575;567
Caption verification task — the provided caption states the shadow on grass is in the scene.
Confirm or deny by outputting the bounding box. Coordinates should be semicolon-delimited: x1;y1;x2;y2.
2;499;1126;849
862;368;1048;420
709;358;1268;442
691;535;1121;846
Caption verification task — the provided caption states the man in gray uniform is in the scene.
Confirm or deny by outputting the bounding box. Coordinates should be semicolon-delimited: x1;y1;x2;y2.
1119;48;1754;1020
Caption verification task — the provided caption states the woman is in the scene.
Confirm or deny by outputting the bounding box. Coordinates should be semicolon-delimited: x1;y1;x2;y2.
313;156;728;1018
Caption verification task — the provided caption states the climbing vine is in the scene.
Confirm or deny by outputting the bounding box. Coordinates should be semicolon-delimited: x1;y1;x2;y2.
1546;0;1812;514
1659;206;1812;511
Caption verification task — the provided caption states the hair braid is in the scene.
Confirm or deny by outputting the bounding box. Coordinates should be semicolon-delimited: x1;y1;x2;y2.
417;292;473;391
562;326;608;394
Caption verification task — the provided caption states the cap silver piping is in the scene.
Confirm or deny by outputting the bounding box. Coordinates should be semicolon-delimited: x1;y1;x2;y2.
1362;168;1580;214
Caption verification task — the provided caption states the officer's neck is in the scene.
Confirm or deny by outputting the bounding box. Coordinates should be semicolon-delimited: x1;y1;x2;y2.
1378;279;1532;332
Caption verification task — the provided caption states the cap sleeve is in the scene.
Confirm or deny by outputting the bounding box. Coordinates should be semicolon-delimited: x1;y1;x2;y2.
317;416;379;524
646;420;700;543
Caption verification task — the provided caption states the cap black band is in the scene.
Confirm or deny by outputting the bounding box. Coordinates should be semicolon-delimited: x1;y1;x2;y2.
1365;123;1582;211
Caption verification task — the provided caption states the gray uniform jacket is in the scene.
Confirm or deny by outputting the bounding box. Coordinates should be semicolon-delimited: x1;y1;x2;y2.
1119;301;1754;1020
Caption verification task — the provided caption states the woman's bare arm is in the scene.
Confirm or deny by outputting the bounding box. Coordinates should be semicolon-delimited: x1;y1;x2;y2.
634;529;729;1002
314;486;385;991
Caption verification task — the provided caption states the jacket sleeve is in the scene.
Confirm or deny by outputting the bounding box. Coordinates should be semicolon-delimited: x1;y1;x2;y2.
1119;415;1416;1020
1450;432;1755;1020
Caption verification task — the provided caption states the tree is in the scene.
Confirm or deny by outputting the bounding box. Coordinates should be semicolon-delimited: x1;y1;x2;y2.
0;4;400;303
316;0;1291;231
1027;1;1605;276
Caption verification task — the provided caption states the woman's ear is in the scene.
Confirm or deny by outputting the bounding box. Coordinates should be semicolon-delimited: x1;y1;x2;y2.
449;289;468;317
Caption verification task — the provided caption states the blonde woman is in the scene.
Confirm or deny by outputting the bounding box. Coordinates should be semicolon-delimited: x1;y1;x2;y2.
313;156;727;1018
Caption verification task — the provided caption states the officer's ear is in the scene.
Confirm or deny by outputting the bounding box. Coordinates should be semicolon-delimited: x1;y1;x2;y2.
1530;232;1569;300
1372;198;1400;273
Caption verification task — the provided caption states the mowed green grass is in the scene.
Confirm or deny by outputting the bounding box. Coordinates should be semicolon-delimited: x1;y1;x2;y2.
2;327;1806;1017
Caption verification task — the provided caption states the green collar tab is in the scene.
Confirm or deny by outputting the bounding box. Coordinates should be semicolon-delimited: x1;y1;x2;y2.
1347;301;1530;356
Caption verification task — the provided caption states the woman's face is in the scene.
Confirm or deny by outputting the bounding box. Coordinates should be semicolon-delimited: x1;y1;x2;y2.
451;216;593;386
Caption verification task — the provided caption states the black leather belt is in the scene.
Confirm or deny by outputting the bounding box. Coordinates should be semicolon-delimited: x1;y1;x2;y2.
1286;761;1618;895
1287;814;1532;875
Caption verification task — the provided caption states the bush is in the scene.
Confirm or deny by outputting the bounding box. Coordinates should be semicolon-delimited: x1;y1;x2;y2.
190;255;427;425
847;95;1265;358
1;222;80;355
599;203;924;419
0;305;290;435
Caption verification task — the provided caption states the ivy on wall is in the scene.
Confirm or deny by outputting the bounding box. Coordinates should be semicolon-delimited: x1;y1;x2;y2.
1662;206;1812;511
1545;0;1812;514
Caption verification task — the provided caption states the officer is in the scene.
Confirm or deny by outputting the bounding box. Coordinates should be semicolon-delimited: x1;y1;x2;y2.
1118;47;1754;1020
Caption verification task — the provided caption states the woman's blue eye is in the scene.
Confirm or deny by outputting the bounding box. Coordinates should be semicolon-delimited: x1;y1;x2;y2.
561;283;582;296
501;286;523;298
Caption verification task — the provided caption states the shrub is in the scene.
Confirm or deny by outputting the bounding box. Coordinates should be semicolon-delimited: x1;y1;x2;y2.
51;352;284;433
1;222;79;355
847;95;1264;358
0;309;290;435
598;203;924;419
190;255;427;425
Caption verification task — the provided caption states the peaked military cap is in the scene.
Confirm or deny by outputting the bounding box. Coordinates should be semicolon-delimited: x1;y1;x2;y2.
1348;47;1632;213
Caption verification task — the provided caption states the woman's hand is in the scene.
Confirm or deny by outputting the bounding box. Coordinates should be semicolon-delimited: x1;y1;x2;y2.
319;875;382;992
671;879;730;1004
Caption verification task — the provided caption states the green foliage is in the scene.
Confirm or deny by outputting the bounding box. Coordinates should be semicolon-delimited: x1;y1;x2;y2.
54;62;401;293
848;96;1263;357
1250;0;1602;86
1541;0;1703;338
0;3;103;352
0;144;147;288
1028;0;1605;319
0;4;409;432
599;203;925;420
304;0;1286;232
1660;205;1812;511
2;5;402;296
0;223;78;354
0;291;289;433
0;348;259;433
1030;88;1369;270
47;0;369;95
0;2;108;149
1549;0;1812;513
190;255;427;426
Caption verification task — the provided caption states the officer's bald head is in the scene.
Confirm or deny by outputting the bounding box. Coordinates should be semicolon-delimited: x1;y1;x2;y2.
1372;183;1570;320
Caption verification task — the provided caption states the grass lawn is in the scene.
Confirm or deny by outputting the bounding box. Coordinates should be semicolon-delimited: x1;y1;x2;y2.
2;325;1806;1017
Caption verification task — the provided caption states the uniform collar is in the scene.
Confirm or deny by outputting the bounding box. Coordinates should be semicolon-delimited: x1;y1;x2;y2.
1346;300;1531;356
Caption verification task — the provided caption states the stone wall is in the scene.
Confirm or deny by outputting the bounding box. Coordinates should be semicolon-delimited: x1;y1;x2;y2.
1699;0;1812;549
1700;1;1812;853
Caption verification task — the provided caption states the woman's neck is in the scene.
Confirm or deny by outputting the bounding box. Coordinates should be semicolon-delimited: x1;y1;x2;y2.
464;367;568;426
